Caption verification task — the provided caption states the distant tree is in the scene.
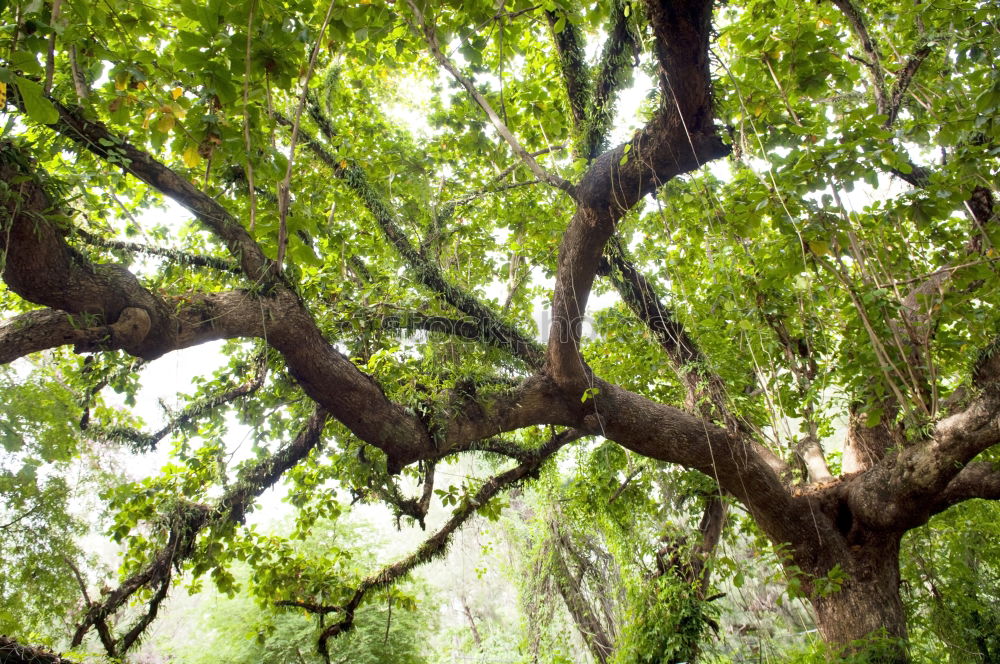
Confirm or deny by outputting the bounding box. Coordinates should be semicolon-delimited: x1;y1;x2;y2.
0;0;998;662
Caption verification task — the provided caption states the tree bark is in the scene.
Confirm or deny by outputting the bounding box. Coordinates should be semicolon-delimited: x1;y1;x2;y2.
803;533;909;662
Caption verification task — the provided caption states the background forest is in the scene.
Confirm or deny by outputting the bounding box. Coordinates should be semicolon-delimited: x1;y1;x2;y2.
1;0;999;662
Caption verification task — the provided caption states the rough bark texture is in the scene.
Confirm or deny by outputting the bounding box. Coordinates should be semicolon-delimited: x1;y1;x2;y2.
810;538;908;662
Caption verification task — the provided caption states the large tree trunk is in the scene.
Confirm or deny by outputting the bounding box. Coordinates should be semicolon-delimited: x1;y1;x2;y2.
805;535;909;663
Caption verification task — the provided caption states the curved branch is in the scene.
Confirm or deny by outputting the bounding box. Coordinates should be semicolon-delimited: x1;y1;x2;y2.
0;309;95;364
930;461;1000;514
5;95;273;282
850;384;1000;530
547;0;729;389
1;142;436;469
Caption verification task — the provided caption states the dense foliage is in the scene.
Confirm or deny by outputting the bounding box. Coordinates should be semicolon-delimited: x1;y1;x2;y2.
1;0;999;662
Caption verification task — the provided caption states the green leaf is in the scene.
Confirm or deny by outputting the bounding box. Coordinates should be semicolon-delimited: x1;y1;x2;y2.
14;76;58;125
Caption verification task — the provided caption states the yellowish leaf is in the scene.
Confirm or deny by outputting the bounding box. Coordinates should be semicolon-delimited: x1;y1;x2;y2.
171;86;183;100
0;81;6;106
182;144;202;169
142;107;156;129
339;159;347;169
170;102;187;119
156;113;175;133
114;71;130;91
808;240;831;256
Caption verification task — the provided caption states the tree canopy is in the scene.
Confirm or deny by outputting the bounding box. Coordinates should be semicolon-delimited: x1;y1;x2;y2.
1;0;999;662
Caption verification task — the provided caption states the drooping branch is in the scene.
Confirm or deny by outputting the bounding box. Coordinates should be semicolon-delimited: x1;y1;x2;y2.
548;522;616;664
367;460;437;529
70;407;330;652
276;0;337;270
306;428;583;657
601;238;740;429
379;311;543;367
74;229;240;274
83;352;269;451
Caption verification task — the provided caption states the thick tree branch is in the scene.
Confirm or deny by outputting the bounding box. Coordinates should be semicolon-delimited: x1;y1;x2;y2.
849;384;1000;530
0;142;438;469
546;0;728;389
0;309;102;364
597;379;797;544
5;96;274;282
797;435;835;484
929;461;1000;514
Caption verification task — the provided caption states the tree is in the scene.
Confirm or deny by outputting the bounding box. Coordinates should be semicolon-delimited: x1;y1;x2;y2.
0;0;998;661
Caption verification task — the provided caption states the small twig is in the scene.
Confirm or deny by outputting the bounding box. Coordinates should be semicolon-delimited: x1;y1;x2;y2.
243;0;258;232
404;0;574;196
607;466;643;504
44;0;64;94
277;0;337;269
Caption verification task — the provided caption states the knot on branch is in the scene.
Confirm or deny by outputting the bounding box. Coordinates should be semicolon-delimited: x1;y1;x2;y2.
110;307;152;351
73;307;151;355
